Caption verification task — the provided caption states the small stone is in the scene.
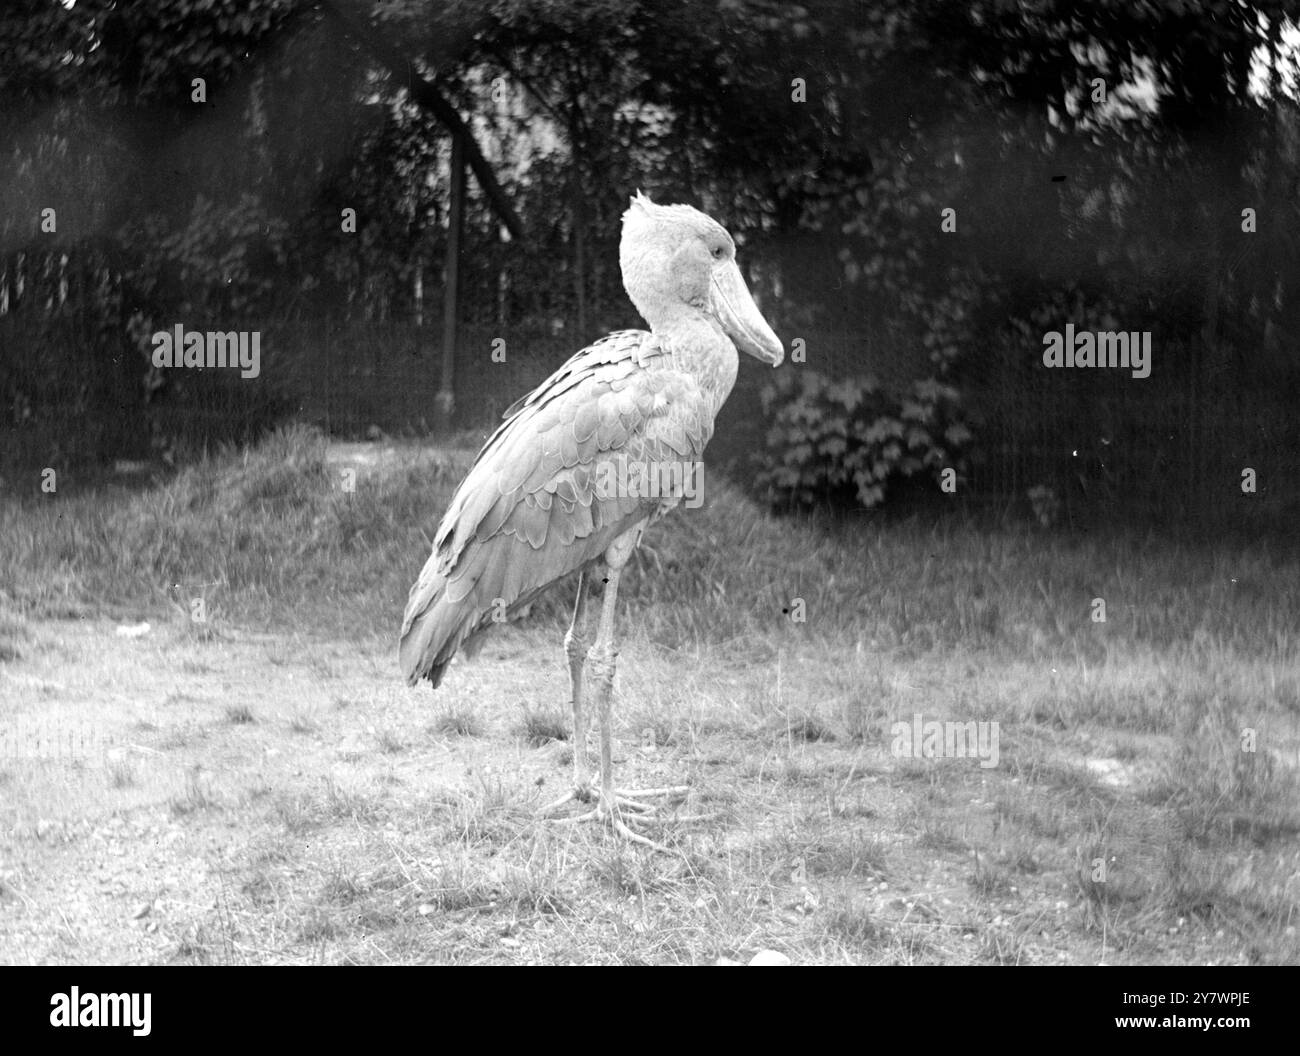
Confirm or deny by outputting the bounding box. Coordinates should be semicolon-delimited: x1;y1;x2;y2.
748;950;791;966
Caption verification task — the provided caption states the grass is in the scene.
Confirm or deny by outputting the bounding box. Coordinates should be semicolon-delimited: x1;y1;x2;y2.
429;703;485;738
0;424;1297;964
288;714;319;735
515;703;570;747
374;729;404;754
0;611;28;662
169;767;218;817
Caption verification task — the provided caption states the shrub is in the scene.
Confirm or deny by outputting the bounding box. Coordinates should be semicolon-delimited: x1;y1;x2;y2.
755;369;971;510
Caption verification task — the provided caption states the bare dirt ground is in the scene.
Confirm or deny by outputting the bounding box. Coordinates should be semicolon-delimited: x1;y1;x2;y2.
3;609;1295;965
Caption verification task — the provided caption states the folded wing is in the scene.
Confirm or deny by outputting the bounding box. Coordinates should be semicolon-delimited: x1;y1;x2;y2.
400;330;715;687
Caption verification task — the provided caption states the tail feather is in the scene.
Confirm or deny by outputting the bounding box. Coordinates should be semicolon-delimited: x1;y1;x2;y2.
398;609;452;687
399;546;560;689
398;546;526;687
399;559;463;687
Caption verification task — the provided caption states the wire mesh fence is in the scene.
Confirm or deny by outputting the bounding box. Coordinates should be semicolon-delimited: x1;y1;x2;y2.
2;268;1295;532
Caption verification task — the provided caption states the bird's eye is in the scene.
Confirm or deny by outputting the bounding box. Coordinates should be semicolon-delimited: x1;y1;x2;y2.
711;246;726;259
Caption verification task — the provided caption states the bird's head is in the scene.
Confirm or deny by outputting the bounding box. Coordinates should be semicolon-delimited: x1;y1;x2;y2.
619;192;783;366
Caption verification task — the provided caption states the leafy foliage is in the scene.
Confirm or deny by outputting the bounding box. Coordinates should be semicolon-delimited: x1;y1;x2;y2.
130;194;290;318
756;369;970;509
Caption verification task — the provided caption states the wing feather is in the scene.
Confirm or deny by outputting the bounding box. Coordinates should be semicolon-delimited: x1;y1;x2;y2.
399;329;718;687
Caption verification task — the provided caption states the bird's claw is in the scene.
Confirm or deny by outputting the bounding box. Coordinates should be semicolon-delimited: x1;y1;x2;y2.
543;783;686;817
542;785;691;853
541;782;597;815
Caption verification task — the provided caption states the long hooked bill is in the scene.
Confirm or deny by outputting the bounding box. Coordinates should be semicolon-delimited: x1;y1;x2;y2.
709;259;784;366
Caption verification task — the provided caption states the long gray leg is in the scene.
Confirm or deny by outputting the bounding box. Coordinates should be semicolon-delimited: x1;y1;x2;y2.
586;554;629;815
545;524;688;844
586;525;662;816
564;569;590;790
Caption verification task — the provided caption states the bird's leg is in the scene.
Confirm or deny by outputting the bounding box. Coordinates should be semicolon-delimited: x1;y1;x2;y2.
545;527;688;848
587;561;621;818
543;571;593;813
566;569;590;791
584;556;666;845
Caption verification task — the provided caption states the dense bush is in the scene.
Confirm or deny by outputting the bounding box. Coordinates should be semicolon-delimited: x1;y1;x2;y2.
755;369;971;510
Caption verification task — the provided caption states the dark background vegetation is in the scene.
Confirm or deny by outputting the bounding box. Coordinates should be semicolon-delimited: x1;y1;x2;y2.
1;0;1297;536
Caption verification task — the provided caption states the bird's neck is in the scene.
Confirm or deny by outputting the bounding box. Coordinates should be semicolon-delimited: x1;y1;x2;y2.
647;307;740;412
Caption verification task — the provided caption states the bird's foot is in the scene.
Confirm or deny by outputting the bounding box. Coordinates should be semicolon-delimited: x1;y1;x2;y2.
543;781;687;815
543;785;690;852
541;781;598;815
544;783;687;815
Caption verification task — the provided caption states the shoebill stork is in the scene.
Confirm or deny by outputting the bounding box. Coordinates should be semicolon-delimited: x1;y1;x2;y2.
400;192;782;844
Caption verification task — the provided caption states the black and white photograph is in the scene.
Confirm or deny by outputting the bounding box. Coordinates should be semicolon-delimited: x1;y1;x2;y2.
1;0;1297;992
